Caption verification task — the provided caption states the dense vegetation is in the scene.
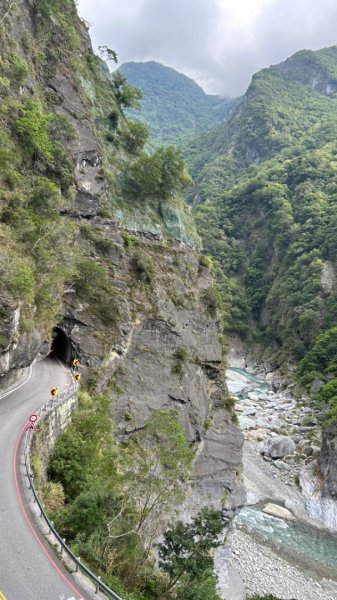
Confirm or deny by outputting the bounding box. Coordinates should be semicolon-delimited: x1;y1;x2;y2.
119;61;235;148
0;0;81;339
180;46;337;421
35;391;222;599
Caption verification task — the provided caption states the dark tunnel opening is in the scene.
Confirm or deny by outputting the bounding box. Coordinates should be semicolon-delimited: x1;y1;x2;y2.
50;327;73;365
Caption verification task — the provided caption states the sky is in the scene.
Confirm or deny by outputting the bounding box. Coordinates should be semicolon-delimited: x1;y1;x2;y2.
78;0;337;97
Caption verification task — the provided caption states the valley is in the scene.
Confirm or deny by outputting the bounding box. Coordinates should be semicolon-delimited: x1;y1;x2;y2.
2;1;337;598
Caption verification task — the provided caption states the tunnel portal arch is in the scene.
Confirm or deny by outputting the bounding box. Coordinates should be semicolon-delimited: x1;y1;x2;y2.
50;327;73;365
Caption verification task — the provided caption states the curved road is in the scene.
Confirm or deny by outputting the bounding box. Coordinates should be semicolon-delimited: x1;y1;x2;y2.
0;358;86;600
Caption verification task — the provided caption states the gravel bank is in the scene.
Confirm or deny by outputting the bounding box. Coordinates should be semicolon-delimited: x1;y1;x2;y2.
227;529;337;600
221;366;337;600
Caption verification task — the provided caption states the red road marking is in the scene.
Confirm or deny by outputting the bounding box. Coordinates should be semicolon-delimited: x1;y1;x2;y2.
14;423;84;600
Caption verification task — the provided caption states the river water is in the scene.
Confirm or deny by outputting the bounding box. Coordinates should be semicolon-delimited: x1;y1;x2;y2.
228;367;337;581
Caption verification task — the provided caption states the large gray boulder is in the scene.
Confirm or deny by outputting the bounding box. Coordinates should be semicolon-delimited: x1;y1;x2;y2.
262;435;296;459
263;503;295;521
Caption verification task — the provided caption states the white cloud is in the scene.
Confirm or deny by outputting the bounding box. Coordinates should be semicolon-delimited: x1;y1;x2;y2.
77;0;337;96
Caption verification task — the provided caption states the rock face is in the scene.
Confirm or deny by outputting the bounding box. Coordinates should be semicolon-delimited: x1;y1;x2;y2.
320;422;337;499
0;0;245;548
300;462;337;530
263;502;295;521
0;0;199;386
0;301;45;387
89;243;245;516
262;435;296;459
275;49;337;96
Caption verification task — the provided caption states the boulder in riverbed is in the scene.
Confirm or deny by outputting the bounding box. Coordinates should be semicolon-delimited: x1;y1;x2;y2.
263;502;295;521
262;435;296;458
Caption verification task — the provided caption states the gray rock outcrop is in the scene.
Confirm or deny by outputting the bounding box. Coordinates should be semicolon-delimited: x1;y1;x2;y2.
320;422;337;499
262;435;296;459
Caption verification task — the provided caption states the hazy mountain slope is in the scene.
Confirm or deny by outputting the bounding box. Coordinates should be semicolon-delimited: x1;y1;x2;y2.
119;60;236;147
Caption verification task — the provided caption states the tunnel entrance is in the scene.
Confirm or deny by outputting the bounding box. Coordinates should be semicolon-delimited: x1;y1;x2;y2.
50;327;73;365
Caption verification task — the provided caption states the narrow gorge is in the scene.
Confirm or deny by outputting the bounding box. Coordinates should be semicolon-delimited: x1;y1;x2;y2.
2;1;337;599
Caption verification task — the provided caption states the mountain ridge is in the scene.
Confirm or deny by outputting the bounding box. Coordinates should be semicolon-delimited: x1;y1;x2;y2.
119;60;236;147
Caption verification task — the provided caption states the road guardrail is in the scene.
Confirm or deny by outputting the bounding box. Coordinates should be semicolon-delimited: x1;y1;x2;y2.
23;385;123;600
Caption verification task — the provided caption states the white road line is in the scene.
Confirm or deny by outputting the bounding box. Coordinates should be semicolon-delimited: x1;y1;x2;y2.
54;355;69;373
0;365;33;400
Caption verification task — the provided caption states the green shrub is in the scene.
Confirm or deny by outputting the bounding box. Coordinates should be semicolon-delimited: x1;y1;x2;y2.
130;249;154;283
202;285;221;318
198;254;213;269
225;396;236;410
29;177;61;216
173;348;188;362
123;120;148;155
121;231;137;248
75;259;120;326
41;481;65;512
0;251;35;302
11;53;30;85
125;146;192;200
16;101;54;162
172;348;189;377
111;71;143;110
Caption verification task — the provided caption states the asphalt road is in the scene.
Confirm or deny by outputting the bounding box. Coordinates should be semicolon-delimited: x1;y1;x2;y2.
0;358;86;600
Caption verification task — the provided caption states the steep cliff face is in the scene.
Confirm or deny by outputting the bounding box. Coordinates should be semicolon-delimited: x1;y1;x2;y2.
321;424;337;500
58;222;244;516
0;0;244;570
0;0;197;380
275;48;337;96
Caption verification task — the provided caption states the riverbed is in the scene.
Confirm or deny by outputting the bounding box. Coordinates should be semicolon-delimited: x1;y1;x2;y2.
221;366;337;600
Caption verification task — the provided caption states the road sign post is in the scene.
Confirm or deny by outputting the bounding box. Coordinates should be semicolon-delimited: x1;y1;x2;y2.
27;414;38;431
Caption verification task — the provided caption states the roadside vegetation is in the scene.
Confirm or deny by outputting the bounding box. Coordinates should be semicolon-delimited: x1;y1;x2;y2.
39;391;223;599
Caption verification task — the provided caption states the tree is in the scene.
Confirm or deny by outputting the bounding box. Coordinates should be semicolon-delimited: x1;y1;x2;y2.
177;573;221;600
126;146;192;200
158;507;223;590
124;120;149;155
109;410;194;553
98;45;118;64
111;72;143;110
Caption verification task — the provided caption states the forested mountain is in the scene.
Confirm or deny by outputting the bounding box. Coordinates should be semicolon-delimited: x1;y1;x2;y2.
119;61;235;147
187;47;337;416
